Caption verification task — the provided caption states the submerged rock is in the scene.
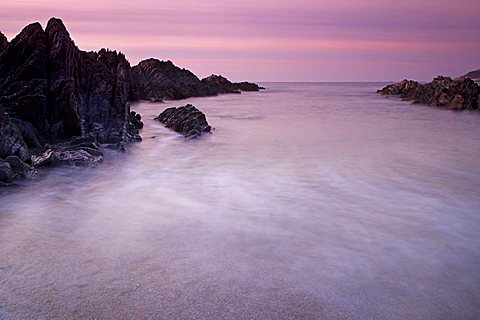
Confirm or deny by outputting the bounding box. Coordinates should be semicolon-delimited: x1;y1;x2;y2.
378;76;479;110
154;104;211;138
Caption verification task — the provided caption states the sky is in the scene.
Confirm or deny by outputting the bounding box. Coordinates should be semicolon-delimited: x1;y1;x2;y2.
0;0;479;82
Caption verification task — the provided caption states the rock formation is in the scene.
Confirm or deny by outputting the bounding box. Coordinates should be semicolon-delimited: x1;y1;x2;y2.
130;59;264;101
461;69;480;82
0;17;143;185
130;59;215;101
378;76;479;110
201;74;264;94
0;31;8;52
154;104;211;138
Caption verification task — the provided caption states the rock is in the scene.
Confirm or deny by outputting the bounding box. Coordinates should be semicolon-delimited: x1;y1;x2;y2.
0;17;140;144
31;135;104;167
201;74;241;94
0;31;8;52
201;74;264;94
461;68;480;82
5;156;37;178
154;104;211;138
0;160;15;184
130;59;264;101
130;59;215;101
10;118;44;149
234;81;265;91
378;76;479;110
0;108;30;162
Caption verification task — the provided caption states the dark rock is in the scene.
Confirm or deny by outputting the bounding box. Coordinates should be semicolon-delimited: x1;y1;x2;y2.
154;104;211;138
0;17;140;144
378;76;479;110
0;22;49;132
31;136;104;167
0;160;15;184
201;74;241;94
10;118;44;149
234;81;265;91
130;59;264;101
0;108;30;162
201;74;263;93
5;156;37;178
130;59;215;101
0;31;8;52
461;68;480;82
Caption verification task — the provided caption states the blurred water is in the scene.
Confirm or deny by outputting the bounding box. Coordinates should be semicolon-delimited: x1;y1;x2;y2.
1;83;480;319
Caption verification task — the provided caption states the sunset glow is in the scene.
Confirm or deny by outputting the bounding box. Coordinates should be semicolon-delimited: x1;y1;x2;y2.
1;0;479;81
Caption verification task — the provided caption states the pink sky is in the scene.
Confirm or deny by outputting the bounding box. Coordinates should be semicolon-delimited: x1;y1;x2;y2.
1;0;479;81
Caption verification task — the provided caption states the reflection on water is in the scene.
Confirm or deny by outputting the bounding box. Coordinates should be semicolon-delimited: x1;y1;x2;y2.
1;83;480;319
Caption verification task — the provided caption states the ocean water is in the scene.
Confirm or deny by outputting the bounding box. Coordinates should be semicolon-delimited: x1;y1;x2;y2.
1;83;480;319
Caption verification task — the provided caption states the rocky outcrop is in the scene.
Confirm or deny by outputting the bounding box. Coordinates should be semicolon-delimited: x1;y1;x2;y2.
0;17;137;144
0;32;8;52
201;74;264;94
31;136;103;167
130;60;264;101
0;17;143;185
461;69;480;82
154;104;211;138
0;108;30;162
378;76;479;110
130;59;215;101
0;108;37;184
201;74;241;94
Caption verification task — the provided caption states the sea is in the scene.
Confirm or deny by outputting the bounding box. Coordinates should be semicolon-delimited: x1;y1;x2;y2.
0;83;479;319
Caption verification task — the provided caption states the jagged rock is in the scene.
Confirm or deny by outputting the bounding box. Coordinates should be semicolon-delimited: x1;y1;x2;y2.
154;104;211;138
0;22;49;132
0;31;8;52
0;17;139;144
0;108;30;162
10;118;43;149
235;81;265;91
461;69;480;82
201;75;241;94
200;74;263;94
5;156;37;178
130;59;264;101
0;160;15;184
378;76;479;110
31;136;104;167
130;58;215;100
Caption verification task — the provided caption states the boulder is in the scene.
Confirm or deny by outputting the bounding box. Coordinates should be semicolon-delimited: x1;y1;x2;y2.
0;160;15;185
0;108;30;162
378;76;479;110
5;156;37;178
154;104;211;138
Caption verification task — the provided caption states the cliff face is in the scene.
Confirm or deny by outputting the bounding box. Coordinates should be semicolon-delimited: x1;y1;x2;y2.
378;76;479;110
0;18;134;143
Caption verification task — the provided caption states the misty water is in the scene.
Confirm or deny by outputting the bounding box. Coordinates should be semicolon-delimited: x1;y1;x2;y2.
1;83;480;319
